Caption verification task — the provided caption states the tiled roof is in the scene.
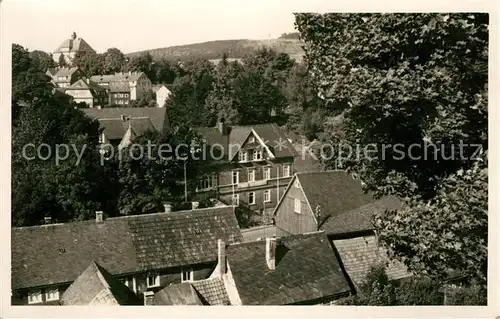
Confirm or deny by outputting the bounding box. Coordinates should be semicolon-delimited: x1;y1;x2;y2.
294;171;375;229
195;123;296;161
82;107;169;133
321;196;402;235
60;261;140;305
90;72;145;83
191;277;230;305
153;282;203;305
333;235;411;286
11;207;243;290
98;117;155;141
226;231;352;305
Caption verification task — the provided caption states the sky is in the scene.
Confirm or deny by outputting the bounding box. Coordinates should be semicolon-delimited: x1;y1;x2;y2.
2;0;339;54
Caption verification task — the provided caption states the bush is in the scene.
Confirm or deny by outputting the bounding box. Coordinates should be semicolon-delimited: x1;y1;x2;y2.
445;284;487;305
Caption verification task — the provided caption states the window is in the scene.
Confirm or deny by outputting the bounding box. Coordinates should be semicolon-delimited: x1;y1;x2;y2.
248;192;255;205
181;269;193;282
264;190;271;203
264;167;271;180
249;136;255;143
283;165;291;177
253;149;263;161
294;199;301;214
45;288;59;301
248;169;255;182
232;171;239;184
198;175;216;190
294;179;301;188
28;290;42;304
238;151;248;162
147;275;160;288
232;194;240;206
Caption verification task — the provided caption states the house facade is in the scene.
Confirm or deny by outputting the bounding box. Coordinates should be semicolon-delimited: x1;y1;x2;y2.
52;32;96;66
11;206;243;305
195;120;296;216
152;84;171;107
81;107;170;146
63;79;108;108
46;67;86;88
90;71;153;103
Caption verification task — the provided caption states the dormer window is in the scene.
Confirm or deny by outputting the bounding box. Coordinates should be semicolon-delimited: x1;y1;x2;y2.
253;149;263;161
239;151;248;162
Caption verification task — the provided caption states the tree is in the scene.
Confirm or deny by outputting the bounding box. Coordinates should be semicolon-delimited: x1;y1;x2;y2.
205;58;244;125
295;13;488;287
116;127;205;215
295;13;488;199
73;52;105;76
103;48;126;74
232;69;286;125
12;44;113;226
29;50;57;71
58;54;67;67
128;89;157;108
125;52;155;80
12;44;53;122
166;59;216;127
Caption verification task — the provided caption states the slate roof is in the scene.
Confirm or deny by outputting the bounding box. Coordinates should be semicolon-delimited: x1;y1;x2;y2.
60;261;140;305
46;67;81;79
196;123;296;161
11;207;243;290
109;81;131;93
153;282;203;305
90;72;145;83
226;231;352;305
154;277;230;305
66;79;107;96
98;117;155;141
333;235;411;286
55;36;95;54
321;196;402;234
82;107;169;133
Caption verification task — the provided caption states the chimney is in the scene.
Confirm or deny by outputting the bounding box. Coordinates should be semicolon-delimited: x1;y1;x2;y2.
95;211;103;223
265;238;276;270
192;201;199;210
163;203;172;213
217;239;226;275
44;216;52;224
143;291;154;306
217;117;227;135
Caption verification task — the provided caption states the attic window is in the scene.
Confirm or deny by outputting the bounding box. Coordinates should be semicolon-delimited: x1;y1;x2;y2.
146;275;160;288
28;290;42;304
294;179;301;188
249;136;255;143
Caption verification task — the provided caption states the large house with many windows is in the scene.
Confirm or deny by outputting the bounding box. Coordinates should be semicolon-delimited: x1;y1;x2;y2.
194;119;296;218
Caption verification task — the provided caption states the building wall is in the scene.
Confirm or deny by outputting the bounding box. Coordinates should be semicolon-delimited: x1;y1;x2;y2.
156;87;171;107
274;178;317;235
110;92;131;105
65;89;95;107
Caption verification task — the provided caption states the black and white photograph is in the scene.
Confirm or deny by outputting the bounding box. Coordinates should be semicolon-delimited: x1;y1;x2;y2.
0;0;497;316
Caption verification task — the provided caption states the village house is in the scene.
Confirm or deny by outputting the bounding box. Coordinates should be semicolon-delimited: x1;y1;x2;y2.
272;171;411;288
62;78;108;108
81;107;169;146
90;71;153;104
46;67;86;88
148;232;354;305
151;84;171;107
11;206;243;305
52;32;96;66
195;119;296;218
